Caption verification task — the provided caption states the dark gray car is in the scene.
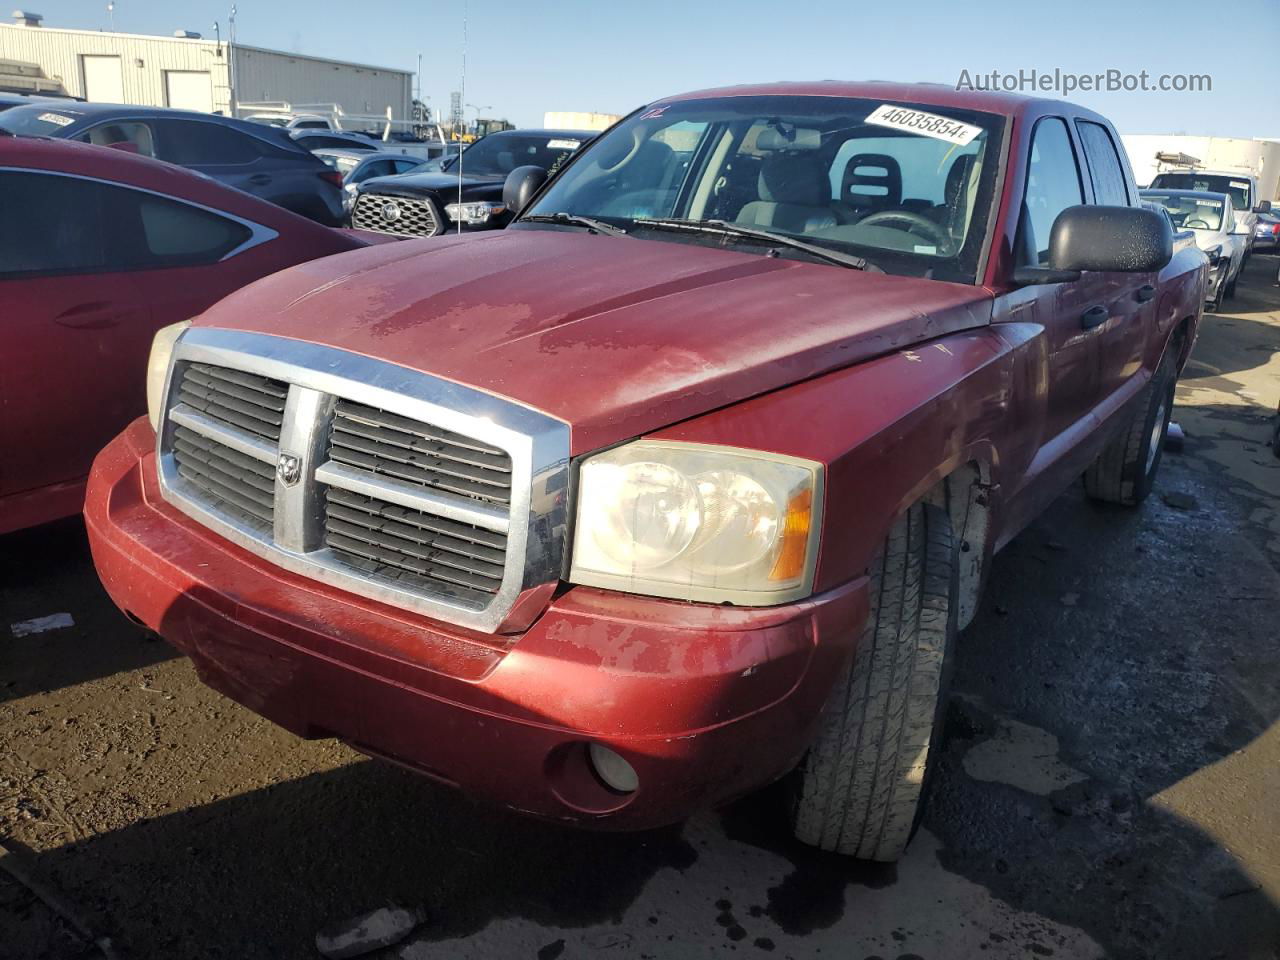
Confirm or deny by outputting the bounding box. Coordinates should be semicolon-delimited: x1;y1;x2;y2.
0;102;345;224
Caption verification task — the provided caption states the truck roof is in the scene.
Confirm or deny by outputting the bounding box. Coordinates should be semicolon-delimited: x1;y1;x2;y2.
660;80;1088;119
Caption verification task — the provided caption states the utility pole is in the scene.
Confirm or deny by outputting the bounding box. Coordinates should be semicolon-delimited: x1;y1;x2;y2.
228;4;238;116
456;0;466;234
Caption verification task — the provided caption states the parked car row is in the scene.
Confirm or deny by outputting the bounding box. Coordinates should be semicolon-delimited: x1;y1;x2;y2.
1140;189;1245;308
1146;169;1271;263
346;128;591;237
0;102;348;224
6;81;1215;864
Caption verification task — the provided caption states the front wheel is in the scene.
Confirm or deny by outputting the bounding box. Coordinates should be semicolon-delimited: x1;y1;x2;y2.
789;501;957;861
1083;348;1177;506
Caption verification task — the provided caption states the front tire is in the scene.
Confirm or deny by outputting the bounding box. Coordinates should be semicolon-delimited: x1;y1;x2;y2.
790;502;957;861
1083;347;1177;506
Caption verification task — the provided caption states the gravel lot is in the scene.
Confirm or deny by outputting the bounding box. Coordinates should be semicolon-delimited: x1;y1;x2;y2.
3;256;1278;960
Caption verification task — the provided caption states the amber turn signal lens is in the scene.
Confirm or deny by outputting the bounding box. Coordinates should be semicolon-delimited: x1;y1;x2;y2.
770;488;813;582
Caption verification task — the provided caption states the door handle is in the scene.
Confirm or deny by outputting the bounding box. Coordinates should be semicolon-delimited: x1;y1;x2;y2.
53;301;122;330
1135;284;1156;303
247;173;272;185
1080;305;1109;330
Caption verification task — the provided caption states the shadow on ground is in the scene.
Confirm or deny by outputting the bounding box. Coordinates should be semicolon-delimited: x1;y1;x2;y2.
1;518;176;705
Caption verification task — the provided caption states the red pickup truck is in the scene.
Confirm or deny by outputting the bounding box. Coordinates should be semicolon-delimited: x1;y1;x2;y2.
85;83;1205;861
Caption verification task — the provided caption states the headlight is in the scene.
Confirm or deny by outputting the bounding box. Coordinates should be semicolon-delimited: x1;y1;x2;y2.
145;320;190;430
445;200;506;224
569;440;823;605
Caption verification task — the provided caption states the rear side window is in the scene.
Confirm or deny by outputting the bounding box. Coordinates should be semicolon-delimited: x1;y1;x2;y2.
154;119;260;164
1076;121;1130;206
135;194;252;262
0;171;253;277
1022;118;1084;264
353;158;396;182
77;120;156;157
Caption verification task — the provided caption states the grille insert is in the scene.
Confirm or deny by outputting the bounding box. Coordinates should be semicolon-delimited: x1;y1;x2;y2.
351;193;441;237
156;332;570;633
324;488;505;607
329;400;512;505
176;363;286;443
171;424;275;528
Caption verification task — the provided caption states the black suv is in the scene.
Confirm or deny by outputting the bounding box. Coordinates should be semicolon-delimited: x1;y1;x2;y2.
348;128;591;238
0;103;345;224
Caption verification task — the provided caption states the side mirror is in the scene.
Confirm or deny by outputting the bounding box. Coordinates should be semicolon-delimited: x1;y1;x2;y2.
1255;200;1272;214
1048;204;1172;273
503;165;548;216
1012;205;1171;286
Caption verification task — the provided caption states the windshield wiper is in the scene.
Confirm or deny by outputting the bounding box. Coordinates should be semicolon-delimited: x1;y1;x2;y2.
520;212;627;237
633;217;873;271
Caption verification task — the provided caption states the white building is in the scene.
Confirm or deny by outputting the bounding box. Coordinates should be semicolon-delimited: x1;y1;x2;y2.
1121;133;1280;204
0;12;412;120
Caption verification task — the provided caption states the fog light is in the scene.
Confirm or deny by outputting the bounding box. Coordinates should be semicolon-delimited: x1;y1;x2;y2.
588;743;639;793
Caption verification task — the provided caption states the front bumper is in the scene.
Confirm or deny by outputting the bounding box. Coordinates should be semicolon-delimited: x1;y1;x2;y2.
85;418;867;829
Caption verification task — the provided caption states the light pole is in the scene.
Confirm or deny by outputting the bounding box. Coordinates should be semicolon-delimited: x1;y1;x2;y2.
107;1;114;31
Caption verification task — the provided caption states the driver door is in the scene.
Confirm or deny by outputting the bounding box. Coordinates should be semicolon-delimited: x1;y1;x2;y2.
994;116;1103;537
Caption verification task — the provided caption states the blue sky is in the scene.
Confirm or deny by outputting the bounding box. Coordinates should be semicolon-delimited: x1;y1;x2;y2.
47;0;1280;136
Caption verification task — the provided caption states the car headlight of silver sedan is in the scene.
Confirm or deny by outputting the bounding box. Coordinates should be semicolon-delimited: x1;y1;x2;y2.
569;440;823;605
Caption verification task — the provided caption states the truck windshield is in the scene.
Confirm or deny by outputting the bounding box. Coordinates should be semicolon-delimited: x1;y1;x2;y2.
1149;173;1250;214
522;95;1005;282
1142;192;1225;231
447;133;584;177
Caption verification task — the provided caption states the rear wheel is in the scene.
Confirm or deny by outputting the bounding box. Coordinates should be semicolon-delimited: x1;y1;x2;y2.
790;502;957;861
1083;347;1177;506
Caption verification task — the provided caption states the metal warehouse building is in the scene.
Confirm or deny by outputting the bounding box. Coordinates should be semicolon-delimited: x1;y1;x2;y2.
0;11;412;119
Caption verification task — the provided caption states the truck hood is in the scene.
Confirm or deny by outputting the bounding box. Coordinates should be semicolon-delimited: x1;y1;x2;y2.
201;230;994;454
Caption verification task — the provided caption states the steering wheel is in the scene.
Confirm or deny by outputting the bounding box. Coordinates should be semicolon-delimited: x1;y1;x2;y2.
857;210;950;247
1185;218;1211;229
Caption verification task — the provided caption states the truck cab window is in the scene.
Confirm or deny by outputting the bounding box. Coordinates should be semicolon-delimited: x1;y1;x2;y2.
1076;121;1130;206
1022;118;1083;264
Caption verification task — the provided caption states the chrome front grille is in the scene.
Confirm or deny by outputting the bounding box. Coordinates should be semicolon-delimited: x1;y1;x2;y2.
351;193;441;237
156;330;569;633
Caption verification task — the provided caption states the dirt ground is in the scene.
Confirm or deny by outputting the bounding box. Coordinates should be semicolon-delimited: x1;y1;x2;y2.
2;256;1278;960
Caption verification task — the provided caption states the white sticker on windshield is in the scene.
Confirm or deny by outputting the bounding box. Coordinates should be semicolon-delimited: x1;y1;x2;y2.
1195;199;1221;206
1230;180;1249;189
865;104;981;146
38;112;74;127
547;139;581;150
